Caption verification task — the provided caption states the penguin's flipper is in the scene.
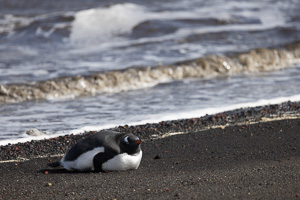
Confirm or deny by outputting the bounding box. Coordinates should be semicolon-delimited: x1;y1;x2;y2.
48;161;61;168
93;152;106;172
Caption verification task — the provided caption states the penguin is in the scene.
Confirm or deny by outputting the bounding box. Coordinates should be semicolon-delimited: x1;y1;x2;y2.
49;130;142;172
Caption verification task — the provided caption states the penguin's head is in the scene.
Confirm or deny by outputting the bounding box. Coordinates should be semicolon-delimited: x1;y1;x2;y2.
120;134;142;155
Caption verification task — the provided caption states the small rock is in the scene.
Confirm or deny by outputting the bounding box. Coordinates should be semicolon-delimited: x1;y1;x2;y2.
26;129;48;136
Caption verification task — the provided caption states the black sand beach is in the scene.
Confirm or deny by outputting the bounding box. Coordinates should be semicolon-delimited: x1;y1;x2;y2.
1;102;300;199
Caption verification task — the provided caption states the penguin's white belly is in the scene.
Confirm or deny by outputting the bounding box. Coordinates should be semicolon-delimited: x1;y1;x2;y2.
61;147;104;171
102;150;142;171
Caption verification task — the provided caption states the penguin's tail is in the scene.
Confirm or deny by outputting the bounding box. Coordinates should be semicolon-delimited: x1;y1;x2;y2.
48;161;61;168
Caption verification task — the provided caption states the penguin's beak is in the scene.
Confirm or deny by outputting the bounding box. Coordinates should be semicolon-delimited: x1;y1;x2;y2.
135;140;142;144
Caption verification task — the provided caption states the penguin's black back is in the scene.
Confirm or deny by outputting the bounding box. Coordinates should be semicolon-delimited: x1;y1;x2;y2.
63;130;125;162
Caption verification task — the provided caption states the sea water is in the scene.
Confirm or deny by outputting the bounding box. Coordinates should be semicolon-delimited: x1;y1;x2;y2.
0;0;300;145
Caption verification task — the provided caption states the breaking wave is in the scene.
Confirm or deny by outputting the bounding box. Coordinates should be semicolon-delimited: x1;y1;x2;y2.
69;3;147;43
0;41;299;103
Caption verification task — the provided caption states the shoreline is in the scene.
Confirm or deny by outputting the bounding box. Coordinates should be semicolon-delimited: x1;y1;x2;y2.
1;100;300;162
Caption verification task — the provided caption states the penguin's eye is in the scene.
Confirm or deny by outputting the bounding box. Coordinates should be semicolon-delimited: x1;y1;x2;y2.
124;136;129;144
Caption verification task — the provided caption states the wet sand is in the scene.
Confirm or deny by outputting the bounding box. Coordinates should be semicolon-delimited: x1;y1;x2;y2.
1;116;300;199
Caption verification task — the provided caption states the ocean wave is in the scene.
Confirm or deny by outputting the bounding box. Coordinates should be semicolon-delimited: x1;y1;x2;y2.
69;3;218;44
68;1;287;46
1;2;291;48
0;41;299;103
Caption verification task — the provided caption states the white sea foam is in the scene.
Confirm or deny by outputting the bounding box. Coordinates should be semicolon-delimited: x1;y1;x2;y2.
1;95;299;146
